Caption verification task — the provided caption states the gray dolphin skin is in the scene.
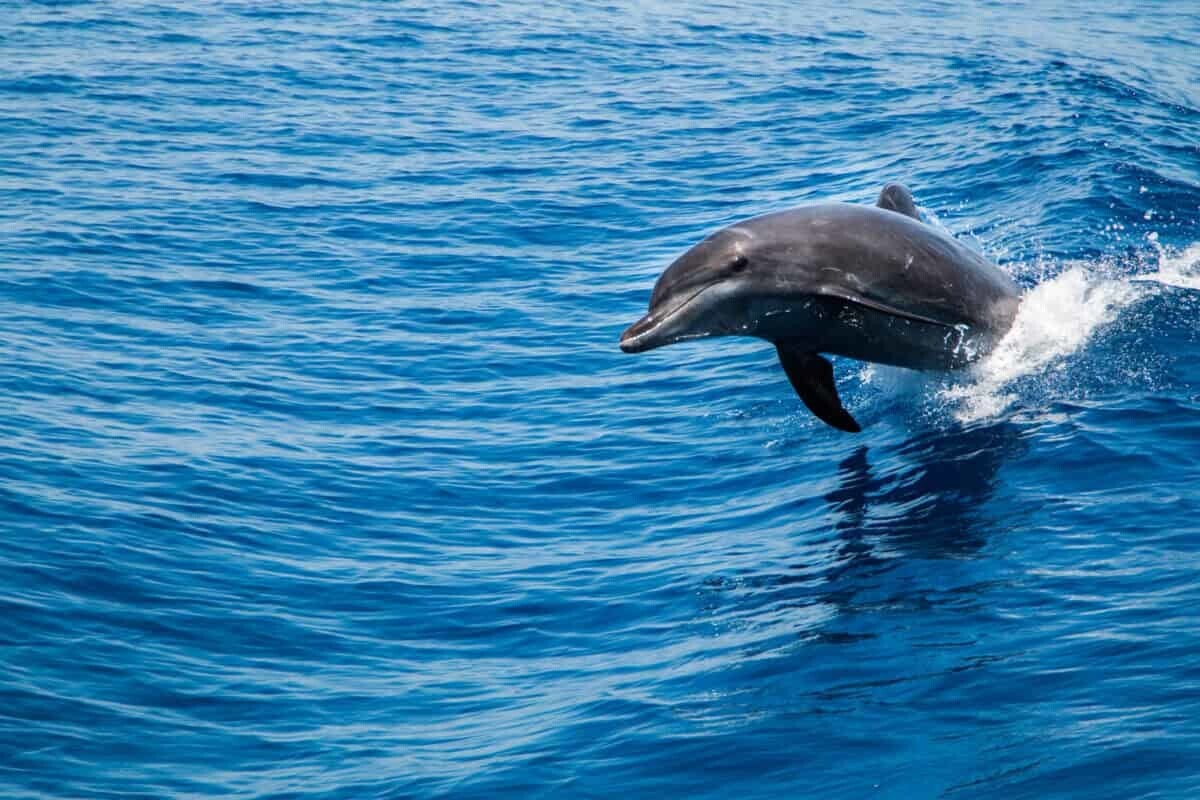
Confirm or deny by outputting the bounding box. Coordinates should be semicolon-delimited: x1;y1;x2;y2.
619;183;1021;432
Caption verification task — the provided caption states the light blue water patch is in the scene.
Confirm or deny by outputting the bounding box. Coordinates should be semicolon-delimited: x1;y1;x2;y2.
2;1;1200;798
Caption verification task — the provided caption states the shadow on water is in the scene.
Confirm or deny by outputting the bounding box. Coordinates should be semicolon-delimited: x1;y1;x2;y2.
706;421;1028;618
820;420;1028;579
756;420;1033;646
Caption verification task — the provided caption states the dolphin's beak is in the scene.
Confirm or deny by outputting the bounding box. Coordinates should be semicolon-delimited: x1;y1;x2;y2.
620;283;723;353
619;312;664;353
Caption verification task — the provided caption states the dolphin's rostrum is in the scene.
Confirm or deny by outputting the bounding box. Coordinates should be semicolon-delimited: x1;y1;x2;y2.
619;184;1021;432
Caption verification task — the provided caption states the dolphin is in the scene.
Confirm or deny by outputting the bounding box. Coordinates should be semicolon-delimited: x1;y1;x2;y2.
619;183;1021;432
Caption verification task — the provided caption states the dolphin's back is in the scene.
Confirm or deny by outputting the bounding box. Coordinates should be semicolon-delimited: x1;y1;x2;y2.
751;203;1020;333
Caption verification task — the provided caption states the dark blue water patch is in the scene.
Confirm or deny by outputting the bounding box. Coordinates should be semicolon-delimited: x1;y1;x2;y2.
215;172;357;189
0;74;86;95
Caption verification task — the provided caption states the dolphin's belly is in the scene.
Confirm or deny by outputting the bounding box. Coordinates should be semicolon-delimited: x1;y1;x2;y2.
820;304;990;370
753;295;997;370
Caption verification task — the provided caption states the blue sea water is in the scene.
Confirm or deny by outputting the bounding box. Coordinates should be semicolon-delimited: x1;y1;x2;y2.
3;1;1200;797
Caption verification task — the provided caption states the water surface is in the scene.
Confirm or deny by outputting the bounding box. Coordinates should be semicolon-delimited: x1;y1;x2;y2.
2;1;1200;797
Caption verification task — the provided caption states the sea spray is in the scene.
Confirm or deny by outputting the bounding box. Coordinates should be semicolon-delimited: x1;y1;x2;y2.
942;241;1200;423
1137;241;1200;291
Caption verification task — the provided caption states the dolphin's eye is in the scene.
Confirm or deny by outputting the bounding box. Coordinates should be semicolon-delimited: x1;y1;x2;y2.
730;254;749;273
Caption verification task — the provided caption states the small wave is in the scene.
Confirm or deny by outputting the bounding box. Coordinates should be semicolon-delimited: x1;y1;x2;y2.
216;172;348;189
941;241;1200;423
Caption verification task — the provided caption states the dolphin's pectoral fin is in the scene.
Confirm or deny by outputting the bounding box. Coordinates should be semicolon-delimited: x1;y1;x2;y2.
775;344;862;433
876;182;921;221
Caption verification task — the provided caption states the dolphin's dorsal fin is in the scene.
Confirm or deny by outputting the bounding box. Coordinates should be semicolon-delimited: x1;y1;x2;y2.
775;344;861;432
876;182;921;220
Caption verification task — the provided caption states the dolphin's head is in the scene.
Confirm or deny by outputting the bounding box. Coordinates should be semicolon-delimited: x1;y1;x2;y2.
620;223;795;353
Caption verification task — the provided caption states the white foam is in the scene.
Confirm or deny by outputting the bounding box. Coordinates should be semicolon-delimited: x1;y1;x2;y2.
1137;242;1200;291
938;240;1200;423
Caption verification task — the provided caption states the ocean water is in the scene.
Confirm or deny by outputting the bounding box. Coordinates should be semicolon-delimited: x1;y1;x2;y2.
2;1;1200;797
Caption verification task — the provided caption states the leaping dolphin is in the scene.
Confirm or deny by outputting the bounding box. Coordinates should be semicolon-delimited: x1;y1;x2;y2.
619;183;1021;432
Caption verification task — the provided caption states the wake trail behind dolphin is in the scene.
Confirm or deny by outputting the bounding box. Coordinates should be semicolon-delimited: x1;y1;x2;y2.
939;241;1200;423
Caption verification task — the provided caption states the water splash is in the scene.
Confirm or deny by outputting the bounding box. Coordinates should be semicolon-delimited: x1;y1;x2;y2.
1137;241;1200;290
941;242;1200;423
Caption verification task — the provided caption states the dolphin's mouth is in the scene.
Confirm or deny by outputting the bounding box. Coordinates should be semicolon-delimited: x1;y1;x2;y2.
619;283;717;353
